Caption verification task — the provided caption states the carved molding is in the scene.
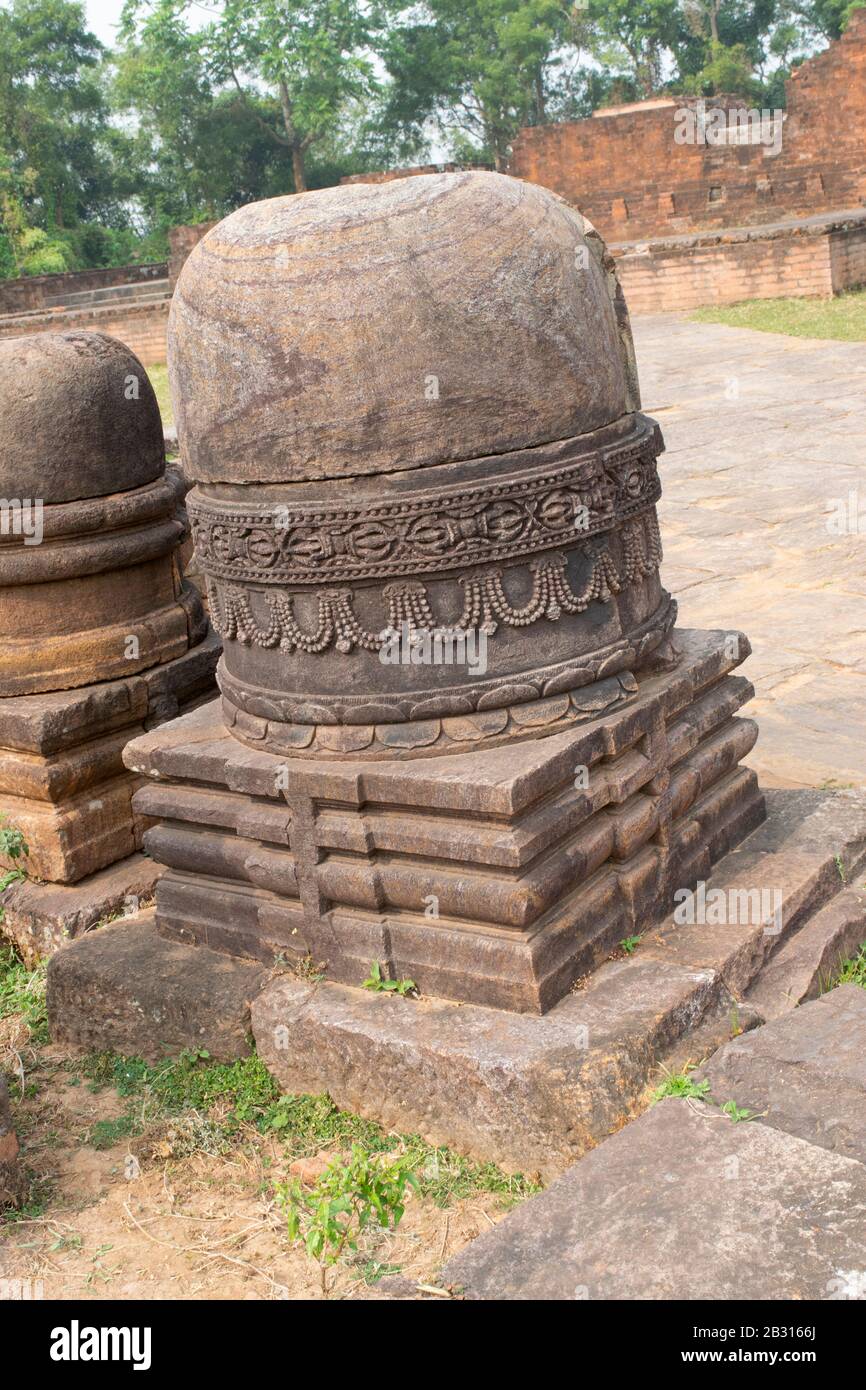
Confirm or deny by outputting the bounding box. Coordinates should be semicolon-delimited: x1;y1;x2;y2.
207;511;662;656
189;421;662;585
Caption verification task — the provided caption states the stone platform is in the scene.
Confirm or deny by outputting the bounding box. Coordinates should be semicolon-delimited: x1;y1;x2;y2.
437;988;866;1300
124;628;763;1013
44;784;866;1175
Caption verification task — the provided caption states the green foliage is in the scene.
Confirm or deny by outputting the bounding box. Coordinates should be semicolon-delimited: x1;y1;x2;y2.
834;943;866;988
652;1067;711;1101
362;961;417;996
71;1046;539;1205
275;1144;419;1268
721;1100;755;1122
0;818;29;921
619;934;642;955
0;944;48;1047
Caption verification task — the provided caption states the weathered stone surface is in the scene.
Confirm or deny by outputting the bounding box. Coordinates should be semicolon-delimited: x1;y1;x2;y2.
0;329;212;703
700;986;866;1165
0;330;163;503
0;632;220;886
47;913;270;1062
441;1099;866;1300
745;888;866;1019
0;1072;25;1209
253;963;736;1178
250;787;866;1171
171;174;635;484
127;628;764;1011
0;853;163;968
170;174;677;750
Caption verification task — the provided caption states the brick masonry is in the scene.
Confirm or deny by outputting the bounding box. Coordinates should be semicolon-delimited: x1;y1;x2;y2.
613;210;866;314
0;260;167;316
0;298;170;366
510;11;866;245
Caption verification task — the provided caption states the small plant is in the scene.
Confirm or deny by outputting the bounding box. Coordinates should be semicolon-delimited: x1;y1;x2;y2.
276;1145;419;1296
0;818;29;921
651;1067;710;1103
362;961;417;996
834;853;846;883
619;934;641;956
729;1004;743;1038
721;1100;755;1123
835;943;866;990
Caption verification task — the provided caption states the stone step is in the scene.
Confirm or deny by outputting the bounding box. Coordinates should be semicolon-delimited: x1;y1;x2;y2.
745;887;866;1018
43;279;170;309
439;1096;866;1300
699;984;866;1165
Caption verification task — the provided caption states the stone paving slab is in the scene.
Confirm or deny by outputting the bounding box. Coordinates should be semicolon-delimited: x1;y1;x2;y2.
634;316;866;790
440;1098;866;1300
700;985;866;1166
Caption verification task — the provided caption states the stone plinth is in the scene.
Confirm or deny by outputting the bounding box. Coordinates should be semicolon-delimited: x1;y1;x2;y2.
0;632;219;885
125;628;763;1013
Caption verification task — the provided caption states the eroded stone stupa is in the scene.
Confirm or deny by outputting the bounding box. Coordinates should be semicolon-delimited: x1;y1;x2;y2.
125;172;764;1012
0;331;218;956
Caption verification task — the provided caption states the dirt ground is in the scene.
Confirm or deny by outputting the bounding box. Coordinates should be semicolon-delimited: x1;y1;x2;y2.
0;1022;513;1301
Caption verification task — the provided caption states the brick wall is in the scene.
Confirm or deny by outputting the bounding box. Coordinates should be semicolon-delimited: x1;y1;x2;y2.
168;223;216;289
613;211;866;315
0;299;170;366
509;9;866;245
0;262;167;316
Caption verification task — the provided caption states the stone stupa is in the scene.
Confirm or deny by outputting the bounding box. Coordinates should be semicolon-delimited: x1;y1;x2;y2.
0;330;219;959
117;172;764;1012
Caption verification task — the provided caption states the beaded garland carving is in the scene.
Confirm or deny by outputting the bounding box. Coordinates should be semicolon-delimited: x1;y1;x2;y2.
207;512;662;655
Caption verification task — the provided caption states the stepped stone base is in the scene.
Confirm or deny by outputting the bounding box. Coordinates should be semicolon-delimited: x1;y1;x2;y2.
252;786;866;1175
0;632;220;888
45;788;866;1176
125;627;764;1014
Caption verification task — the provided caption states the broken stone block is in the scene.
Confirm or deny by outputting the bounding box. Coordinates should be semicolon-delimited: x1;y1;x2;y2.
700;984;866;1165
441;1098;866;1300
46;913;270;1063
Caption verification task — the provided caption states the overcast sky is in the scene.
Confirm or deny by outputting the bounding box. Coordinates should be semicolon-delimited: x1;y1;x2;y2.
85;0;124;45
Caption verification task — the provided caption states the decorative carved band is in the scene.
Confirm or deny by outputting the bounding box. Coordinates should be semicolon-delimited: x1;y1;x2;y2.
207;512;662;656
189;420;662;585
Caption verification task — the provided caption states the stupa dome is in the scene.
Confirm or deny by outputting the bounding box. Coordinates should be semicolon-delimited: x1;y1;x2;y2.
169;172;638;484
0;331;164;504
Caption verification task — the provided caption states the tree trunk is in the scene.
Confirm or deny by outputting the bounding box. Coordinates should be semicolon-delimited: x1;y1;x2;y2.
292;144;307;194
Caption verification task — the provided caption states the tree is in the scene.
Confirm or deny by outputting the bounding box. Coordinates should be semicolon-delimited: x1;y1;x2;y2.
204;0;379;193
0;0;122;229
583;0;682;98
378;0;574;169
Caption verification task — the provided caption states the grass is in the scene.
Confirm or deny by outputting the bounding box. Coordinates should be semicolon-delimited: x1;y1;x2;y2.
68;1046;539;1207
148;362;173;428
0;944;48;1047
692;287;866;341
835;943;866;989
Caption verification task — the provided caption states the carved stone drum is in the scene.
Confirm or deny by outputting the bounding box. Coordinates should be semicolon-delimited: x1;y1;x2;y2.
171;173;675;758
